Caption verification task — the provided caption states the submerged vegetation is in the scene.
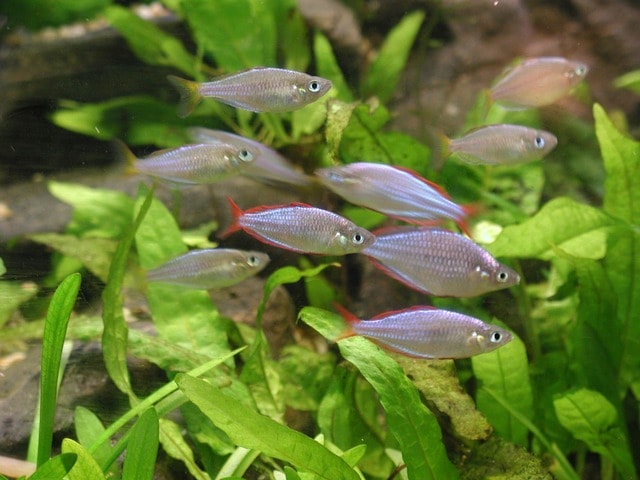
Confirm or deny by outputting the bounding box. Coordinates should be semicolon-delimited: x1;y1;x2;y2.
1;1;640;479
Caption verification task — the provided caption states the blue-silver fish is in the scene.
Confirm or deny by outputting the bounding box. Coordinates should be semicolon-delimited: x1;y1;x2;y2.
147;249;270;289
168;67;332;117
188;127;313;187
440;124;558;165
115;140;256;185
336;304;512;359
489;57;588;109
315;163;473;234
362;226;519;297
222;198;375;255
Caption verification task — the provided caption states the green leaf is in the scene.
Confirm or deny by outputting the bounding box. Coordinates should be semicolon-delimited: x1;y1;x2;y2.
0;281;38;328
37;273;81;466
134;190;229;357
339;102;431;175
48;181;134;238
104;5;197;77
1;0;108;30
280;2;310;72
472;331;533;446
487;197;619;259
176;374;360;480
51;97;193;146
0;257;5;276
74;407;114;476
102;187;154;399
314;32;352;102
337;336;459;480
361;11;425;103
554;388;637;479
298;306;347;341
62;439;107;480
594;104;640;388
613;69;640;94
183;0;275;71
325;99;358;162
31;234;117;283
122;409;159;480
279;345;336;411
28;453;77;480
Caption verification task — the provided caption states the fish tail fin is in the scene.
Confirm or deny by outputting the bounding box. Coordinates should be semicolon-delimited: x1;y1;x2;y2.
482;88;494;120
167;75;202;118
112;138;138;176
333;303;358;341
429;129;452;171
458;203;484;237
219;196;244;238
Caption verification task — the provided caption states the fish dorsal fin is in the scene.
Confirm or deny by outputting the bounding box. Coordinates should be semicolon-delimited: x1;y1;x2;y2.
242;201;316;215
371;225;443;237
370;305;436;320
392;166;452;199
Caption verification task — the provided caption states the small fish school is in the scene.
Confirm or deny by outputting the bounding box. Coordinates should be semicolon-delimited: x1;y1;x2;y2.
138;56;587;360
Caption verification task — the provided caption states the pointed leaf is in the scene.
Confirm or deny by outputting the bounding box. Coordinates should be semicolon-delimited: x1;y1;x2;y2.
488;197;619;259
62;439;106;480
122;409;159;480
472;331;532;446
159;419;210;480
0;281;38;328
74;407;114;475
176;374;360;480
28;453;77;480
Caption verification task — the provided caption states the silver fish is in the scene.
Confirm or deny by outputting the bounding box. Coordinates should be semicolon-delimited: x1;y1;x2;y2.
336;305;513;359
315;162;472;233
443;124;558;165
490;57;588;109
147;249;270;289
222;198;375;255
362;227;519;297
115;140;256;185
168;67;332;117
188;127;313;187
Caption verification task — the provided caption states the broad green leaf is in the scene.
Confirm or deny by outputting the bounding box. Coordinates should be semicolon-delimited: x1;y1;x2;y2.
337;336;459;480
314;32;353;102
183;0;274;71
31;234;117;283
325;99;358;163
472;331;532;446
176;374;360;480
102;188;154;400
134;190;229;357
339;102;431;175
74;407;114;476
298;306;347;341
37;273;81;466
487;197;619;259
280;2;310;71
62;439;106;480
0;281;38;328
48;181;134;238
394;357;492;442
122;409;159;480
613;69;640;94
104;5;197;77
28;453;77;480
554;388;637;479
158;418;209;480
361;11;425;103
181;221;219;249
279;345;336;411
51;97;193;146
1;0;108;29
595;104;640;388
0;257;5;276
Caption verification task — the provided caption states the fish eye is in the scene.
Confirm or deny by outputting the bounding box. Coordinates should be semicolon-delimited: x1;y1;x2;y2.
496;270;510;283
490;331;503;343
247;255;260;266
534;136;545;149
352;232;365;245
575;65;587;76
308;80;321;93
239;149;253;162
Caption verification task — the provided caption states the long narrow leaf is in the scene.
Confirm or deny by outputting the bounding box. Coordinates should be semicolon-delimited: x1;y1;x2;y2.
176;374;360;480
122;409;159;480
102;187;154;399
37;273;81;466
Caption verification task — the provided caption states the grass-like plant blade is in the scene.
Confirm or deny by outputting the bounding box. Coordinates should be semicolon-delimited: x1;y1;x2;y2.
29;453;77;480
337;336;459;480
62;439;107;480
361;10;425;103
472;331;533;446
613;69;640;94
134;190;229;357
122;408;159;480
488;196;619;259
36;272;81;467
102;187;154;399
176;374;360;480
104;5;197;77
594;103;640;389
554;388;637;479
